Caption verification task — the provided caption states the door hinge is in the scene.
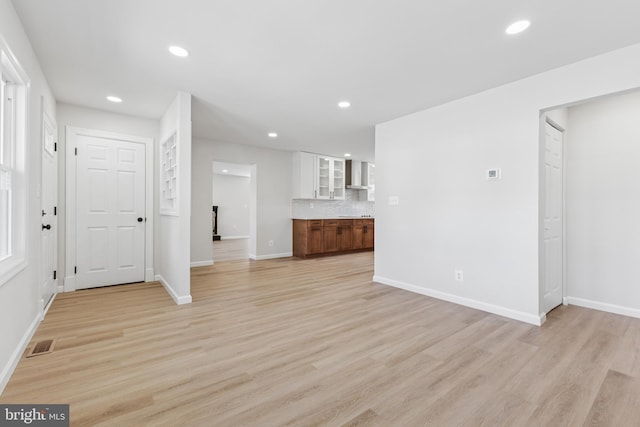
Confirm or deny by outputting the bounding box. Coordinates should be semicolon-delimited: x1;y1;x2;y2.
74;266;77;274
53;270;56;280
75;147;78;155
54;206;57;215
54;142;57;152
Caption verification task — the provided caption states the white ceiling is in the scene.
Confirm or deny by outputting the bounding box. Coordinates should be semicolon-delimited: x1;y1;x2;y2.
11;0;640;162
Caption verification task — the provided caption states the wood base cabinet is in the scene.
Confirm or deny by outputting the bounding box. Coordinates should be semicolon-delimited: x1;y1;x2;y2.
293;220;323;256
352;219;374;250
293;219;373;259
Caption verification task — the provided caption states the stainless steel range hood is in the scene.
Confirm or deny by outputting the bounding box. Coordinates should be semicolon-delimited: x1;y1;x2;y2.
345;160;370;189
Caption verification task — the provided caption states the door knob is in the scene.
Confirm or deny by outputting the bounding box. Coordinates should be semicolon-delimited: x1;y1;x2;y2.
137;217;144;222
42;224;51;230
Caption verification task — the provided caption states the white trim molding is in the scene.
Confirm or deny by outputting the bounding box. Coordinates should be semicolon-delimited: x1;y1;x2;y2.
190;260;213;268
373;275;544;326
566;296;640;319
250;252;293;261
0;313;39;395
156;274;192;305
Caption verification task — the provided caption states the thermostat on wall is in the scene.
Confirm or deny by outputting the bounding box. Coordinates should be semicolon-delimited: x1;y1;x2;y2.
486;168;501;180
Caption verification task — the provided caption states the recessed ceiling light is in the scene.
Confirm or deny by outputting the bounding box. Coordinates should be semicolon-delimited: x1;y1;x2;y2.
222;169;229;173
169;45;189;57
506;20;531;35
338;101;351;109
344;153;351;157
106;95;122;103
268;132;278;138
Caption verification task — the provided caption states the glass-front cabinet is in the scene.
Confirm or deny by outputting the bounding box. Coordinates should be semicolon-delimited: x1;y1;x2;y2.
316;156;344;200
292;152;345;200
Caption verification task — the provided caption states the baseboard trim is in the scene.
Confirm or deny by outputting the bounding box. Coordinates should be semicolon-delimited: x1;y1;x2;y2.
145;267;155;282
373;275;543;326
219;235;249;240
251;252;293;261
42;292;57;319
155;274;192;305
0;314;40;395
566;296;640;319
190;260;214;268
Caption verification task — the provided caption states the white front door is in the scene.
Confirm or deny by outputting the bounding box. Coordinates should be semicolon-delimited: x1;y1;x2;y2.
76;134;146;289
542;121;564;313
41;111;57;310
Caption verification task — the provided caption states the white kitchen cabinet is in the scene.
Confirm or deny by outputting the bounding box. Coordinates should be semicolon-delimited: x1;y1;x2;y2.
316;156;345;200
363;162;375;201
292;152;345;200
292;151;317;199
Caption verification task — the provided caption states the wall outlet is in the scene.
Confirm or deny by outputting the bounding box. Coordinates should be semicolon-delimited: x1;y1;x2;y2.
268;240;274;247
309;202;314;208
388;196;399;206
455;270;464;282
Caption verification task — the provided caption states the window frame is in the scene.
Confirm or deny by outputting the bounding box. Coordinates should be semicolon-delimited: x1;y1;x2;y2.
0;40;30;287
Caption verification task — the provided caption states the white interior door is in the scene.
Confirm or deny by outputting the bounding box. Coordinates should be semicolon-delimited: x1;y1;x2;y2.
543;121;564;313
40;110;57;310
76;134;145;289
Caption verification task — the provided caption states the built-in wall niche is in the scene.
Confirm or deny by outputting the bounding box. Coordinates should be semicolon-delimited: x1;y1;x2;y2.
160;132;178;215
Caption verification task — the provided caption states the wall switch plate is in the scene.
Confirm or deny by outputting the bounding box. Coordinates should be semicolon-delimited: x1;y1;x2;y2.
455;270;464;282
388;196;399;206
268;240;274;247
309;202;314;208
486;168;501;180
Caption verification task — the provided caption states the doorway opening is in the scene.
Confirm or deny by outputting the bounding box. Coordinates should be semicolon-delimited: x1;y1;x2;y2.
211;161;256;262
540;88;640;320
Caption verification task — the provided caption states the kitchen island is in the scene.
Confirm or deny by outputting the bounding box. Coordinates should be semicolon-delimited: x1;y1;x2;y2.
292;218;374;259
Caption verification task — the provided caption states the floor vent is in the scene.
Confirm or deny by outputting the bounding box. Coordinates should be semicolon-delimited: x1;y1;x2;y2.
26;339;56;358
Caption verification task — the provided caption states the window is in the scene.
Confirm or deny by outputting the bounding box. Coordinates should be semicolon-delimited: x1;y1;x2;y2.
0;45;28;286
1;78;15;260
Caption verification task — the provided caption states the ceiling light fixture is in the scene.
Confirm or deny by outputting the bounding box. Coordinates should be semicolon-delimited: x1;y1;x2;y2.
338;101;351;108
222;169;229;173
344;153;351;157
169;45;189;57
106;95;122;103
506;20;531;35
268;132;278;138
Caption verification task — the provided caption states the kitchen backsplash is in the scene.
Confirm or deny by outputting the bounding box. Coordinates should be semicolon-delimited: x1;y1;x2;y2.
291;189;375;218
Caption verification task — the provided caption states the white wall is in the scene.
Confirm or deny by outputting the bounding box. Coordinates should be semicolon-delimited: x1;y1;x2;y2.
566;90;640;317
156;92;192;304
212;173;250;238
56;103;159;283
0;0;56;393
192;138;292;263
375;43;640;325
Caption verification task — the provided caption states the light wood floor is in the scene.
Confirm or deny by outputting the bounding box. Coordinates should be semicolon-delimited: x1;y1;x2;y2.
2;253;640;426
213;238;249;262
